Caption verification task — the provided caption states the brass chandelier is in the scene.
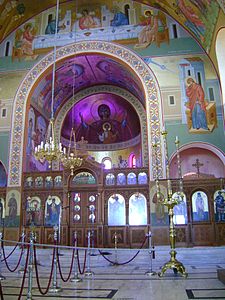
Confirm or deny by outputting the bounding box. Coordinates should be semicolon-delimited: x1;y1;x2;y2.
61;128;83;175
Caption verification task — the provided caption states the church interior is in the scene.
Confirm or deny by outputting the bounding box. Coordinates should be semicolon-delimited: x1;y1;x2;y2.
0;0;224;298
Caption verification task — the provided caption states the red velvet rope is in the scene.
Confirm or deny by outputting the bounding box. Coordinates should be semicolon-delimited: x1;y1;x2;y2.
77;249;87;274
1;237;22;262
17;245;30;300
57;247;75;282
2;240;23;272
99;235;148;265
34;244;55;295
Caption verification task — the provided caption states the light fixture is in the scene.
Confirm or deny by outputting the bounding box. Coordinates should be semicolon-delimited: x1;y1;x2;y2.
61;24;83;176
61;127;83;175
34;0;64;168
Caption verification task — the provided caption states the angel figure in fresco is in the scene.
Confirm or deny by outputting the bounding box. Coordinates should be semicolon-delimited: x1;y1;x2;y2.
185;77;209;131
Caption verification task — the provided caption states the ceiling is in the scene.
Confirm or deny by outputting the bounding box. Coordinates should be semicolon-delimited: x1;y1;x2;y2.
31;53;144;118
0;0;223;56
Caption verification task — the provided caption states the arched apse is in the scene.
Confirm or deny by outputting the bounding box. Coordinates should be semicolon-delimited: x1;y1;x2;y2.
215;27;225;120
169;142;225;179
54;85;148;159
8;41;164;187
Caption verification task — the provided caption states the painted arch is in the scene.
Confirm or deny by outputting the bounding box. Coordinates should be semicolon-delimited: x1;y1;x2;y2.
8;40;164;186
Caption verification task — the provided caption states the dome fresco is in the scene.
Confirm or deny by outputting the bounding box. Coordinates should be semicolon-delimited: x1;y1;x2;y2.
61;93;141;145
30;54;144;119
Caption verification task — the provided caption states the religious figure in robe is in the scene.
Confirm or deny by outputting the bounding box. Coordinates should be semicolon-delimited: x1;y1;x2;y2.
8;193;17;226
78;104;129;144
78;9;100;30
185;77;209;131
135;11;158;49
111;6;129;27
195;192;205;221
45;197;61;226
215;191;225;222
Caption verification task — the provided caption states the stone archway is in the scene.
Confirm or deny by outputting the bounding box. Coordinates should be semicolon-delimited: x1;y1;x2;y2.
8;41;164;187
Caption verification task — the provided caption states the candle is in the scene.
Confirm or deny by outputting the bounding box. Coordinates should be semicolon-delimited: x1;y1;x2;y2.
175;136;179;143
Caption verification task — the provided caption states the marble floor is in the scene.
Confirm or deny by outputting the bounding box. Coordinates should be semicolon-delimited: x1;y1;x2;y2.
0;245;225;300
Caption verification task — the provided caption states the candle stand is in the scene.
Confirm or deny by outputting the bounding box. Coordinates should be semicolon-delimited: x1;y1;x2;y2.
153;131;188;278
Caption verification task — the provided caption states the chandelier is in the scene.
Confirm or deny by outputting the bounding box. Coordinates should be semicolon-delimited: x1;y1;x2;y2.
61;128;83;175
34;0;63;168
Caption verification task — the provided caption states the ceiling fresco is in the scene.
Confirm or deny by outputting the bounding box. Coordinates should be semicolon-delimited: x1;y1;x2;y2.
0;0;223;56
61;93;141;145
30;53;144;118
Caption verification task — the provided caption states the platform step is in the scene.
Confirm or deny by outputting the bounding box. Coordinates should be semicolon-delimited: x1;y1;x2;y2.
217;269;225;285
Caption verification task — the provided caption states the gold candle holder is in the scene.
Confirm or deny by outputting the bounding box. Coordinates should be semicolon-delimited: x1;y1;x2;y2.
154;132;187;277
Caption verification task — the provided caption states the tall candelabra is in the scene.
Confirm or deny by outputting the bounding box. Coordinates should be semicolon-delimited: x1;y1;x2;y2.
153;130;187;278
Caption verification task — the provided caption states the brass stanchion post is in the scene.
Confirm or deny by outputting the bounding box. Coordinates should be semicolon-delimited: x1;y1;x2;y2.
145;231;156;276
18;227;26;274
70;231;82;282
85;231;94;276
26;230;34;300
49;226;62;293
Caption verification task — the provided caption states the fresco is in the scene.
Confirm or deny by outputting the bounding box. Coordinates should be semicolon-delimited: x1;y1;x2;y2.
0;0;221;65
214;190;225;222
0;162;7;187
192;191;209;222
45;195;61;226
62;95;140;145
5;190;20;227
0;1;219;56
25;196;42;226
30;54;144;119
13;22;38;61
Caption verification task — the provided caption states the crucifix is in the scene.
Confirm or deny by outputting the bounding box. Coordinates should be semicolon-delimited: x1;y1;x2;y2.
192;158;204;177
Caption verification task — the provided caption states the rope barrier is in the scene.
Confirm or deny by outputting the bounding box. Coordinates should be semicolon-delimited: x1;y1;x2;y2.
34;244;55;295
17;245;30;300
77;249;87;274
99;235;148;265
57;247;75;282
1;238;150;252
2;240;23;272
0;236;21;262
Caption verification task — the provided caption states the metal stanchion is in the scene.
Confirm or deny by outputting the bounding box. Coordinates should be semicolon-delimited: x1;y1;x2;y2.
145;231;157;276
49;226;62;293
70;231;82;282
26;230;35;300
85;231;94;276
18;227;26;274
0;232;5;280
113;231;118;265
